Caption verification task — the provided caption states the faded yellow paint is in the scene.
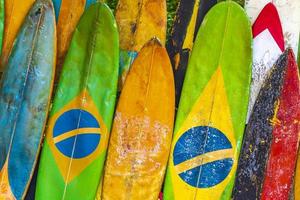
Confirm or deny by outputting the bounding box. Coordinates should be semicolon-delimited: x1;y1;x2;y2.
0;0;35;72
168;68;237;200
56;0;85;71
182;0;200;50
102;39;175;200
115;0;166;51
174;149;233;174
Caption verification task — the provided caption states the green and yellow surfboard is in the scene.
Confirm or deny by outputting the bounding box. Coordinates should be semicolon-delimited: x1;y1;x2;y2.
163;2;252;200
35;3;119;200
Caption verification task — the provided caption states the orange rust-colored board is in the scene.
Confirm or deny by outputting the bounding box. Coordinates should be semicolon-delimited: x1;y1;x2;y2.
0;0;35;72
102;38;175;200
115;0;166;51
55;0;85;77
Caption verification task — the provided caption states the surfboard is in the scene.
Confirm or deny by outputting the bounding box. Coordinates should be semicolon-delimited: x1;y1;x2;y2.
167;0;217;107
53;0;97;81
163;2;252;200
115;0;167;90
0;0;35;73
246;2;284;122
35;3;119;200
102;38;175;200
233;49;300;200
0;0;56;199
245;0;300;58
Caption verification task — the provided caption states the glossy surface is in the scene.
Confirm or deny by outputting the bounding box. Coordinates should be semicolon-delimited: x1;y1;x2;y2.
0;0;35;72
35;3;119;200
167;0;217;107
116;0;167;89
54;0;97;81
0;0;56;199
163;2;252;200
103;39;174;200
246;3;284;121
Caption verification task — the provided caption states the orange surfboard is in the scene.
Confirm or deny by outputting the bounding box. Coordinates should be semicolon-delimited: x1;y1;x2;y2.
102;38;175;200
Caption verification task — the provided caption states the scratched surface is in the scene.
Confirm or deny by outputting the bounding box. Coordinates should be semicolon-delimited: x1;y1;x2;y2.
233;50;287;200
233;49;300;200
103;39;175;200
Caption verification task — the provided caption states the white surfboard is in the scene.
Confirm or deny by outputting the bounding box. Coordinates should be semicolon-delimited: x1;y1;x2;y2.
245;0;300;57
246;2;285;122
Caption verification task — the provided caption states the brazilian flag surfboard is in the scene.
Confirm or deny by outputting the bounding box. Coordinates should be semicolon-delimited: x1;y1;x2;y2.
115;0;167;91
0;0;56;199
52;0;98;81
35;3;119;200
163;2;252;200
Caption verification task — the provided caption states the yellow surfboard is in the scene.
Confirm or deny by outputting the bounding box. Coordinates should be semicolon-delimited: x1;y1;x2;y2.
116;0;167;90
0;0;35;72
102;38;175;200
116;0;166;51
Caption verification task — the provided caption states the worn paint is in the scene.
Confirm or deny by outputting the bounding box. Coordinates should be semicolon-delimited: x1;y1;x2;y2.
246;3;284;122
102;39;175;200
261;49;300;200
116;0;167;90
233;49;300;200
35;3;119;200
0;0;56;199
0;0;35;73
167;0;217;107
163;2;252;200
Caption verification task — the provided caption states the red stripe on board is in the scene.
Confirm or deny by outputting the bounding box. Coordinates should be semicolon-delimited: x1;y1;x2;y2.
261;49;300;200
252;3;285;51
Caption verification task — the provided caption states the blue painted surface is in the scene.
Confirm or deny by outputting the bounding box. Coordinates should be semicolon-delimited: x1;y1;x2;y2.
53;109;101;158
0;0;56;199
52;0;61;21
173;126;233;188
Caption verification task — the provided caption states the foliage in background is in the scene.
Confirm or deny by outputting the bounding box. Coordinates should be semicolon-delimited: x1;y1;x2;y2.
105;0;179;38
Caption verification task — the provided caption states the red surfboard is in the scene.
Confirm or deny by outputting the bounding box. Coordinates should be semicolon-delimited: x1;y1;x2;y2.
260;49;300;199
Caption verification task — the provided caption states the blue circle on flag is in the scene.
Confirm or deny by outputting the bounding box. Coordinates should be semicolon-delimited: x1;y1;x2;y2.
173;126;233;188
53;109;101;159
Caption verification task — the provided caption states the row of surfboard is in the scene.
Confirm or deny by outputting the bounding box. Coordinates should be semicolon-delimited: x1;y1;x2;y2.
0;0;299;200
